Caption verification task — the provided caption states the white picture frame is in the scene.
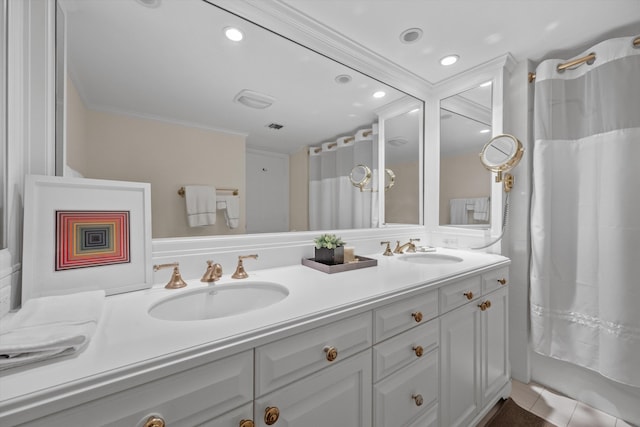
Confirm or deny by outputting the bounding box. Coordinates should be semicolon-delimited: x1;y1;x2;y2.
22;175;153;302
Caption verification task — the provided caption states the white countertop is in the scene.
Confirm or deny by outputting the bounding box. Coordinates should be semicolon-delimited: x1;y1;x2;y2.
0;248;508;416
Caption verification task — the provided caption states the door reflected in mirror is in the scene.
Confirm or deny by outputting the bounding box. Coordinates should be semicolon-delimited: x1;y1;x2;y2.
439;83;492;229
385;106;422;225
56;0;422;238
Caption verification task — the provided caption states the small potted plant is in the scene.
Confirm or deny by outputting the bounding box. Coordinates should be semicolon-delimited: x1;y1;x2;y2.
314;234;345;265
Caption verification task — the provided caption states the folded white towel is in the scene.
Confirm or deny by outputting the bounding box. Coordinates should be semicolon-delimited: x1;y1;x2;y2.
184;185;216;227
0;290;105;370
449;198;468;224
473;197;490;221
217;195;240;229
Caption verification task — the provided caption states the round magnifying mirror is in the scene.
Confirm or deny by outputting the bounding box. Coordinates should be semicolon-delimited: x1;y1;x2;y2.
480;134;524;173
350;164;372;191
384;168;396;191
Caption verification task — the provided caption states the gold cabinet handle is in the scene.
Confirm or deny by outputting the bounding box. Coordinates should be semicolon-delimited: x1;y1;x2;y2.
411;311;423;323
412;394;424;406
463;291;474;300
144;416;165;427
413;345;424;357
239;420;255;427
324;346;338;362
264;406;280;425
478;300;492;311
498;278;507;285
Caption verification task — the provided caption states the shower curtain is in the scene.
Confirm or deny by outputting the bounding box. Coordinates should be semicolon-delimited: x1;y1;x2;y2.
530;35;640;387
309;128;379;230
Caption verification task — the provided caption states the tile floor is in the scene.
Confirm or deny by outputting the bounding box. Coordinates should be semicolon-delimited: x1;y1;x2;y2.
510;380;637;427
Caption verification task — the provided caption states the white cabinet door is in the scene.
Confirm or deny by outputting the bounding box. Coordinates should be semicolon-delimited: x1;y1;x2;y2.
373;352;438;427
440;299;481;427
255;350;372;427
481;286;509;406
20;351;254;427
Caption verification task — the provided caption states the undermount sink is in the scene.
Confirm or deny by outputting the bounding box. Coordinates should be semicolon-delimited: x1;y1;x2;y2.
149;281;289;321
397;253;464;265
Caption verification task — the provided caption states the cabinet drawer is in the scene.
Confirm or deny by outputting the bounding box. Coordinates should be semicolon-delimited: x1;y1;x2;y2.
21;350;253;427
439;275;482;313
255;311;372;396
197;402;253;427
373;352;439;427
374;290;437;342
255;350;372;427
373;319;438;382
482;267;509;294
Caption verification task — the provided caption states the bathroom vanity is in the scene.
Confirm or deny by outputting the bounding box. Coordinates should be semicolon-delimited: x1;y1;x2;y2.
0;249;509;426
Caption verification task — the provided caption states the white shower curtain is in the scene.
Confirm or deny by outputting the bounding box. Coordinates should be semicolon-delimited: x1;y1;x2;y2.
530;35;640;387
309;127;379;230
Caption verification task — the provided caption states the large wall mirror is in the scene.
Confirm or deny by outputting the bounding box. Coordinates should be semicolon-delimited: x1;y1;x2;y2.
0;0;6;250
55;0;423;239
382;98;423;226
439;82;492;230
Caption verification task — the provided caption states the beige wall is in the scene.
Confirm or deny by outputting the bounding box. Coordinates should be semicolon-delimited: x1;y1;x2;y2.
65;75;88;175
81;109;246;238
289;148;309;231
385;161;420;224
439;152;491;224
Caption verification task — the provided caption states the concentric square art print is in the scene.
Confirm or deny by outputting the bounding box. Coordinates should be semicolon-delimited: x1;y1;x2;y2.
22;175;152;301
55;210;130;270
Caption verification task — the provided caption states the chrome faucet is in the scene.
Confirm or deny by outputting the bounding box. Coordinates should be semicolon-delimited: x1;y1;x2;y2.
394;238;421;254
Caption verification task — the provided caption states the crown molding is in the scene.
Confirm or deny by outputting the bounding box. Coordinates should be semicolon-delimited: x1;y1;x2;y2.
205;0;433;101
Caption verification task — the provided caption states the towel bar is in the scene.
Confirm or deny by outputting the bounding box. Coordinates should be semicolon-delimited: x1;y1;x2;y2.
178;186;239;197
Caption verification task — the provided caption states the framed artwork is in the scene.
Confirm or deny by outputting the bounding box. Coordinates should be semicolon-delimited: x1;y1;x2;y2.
55;210;130;270
22;175;152;301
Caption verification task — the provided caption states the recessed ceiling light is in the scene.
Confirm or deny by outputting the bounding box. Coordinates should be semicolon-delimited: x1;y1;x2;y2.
409;108;420;113
480;81;492;87
335;74;352;84
440;55;459;66
373;91;386;98
224;27;244;42
480;129;491;134
400;28;423;44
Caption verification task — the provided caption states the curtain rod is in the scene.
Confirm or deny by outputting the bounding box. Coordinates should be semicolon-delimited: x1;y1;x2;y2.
312;129;373;154
529;36;640;83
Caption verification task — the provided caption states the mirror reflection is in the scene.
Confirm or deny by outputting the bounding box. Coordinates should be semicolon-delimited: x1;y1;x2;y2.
385;107;421;225
56;0;421;238
439;83;492;228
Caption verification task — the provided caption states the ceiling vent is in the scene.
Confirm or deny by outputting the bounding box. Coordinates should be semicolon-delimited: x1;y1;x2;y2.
267;123;284;130
233;89;275;109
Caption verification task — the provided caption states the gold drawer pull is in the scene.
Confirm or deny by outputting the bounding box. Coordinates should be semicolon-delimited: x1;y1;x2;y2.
413;345;424;357
498;278;507;285
411;311;423;323
412;394;424;406
463;291;474;300
239;420;255;427
478;300;492;311
144;416;165;427
324;346;338;362
264;406;280;425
